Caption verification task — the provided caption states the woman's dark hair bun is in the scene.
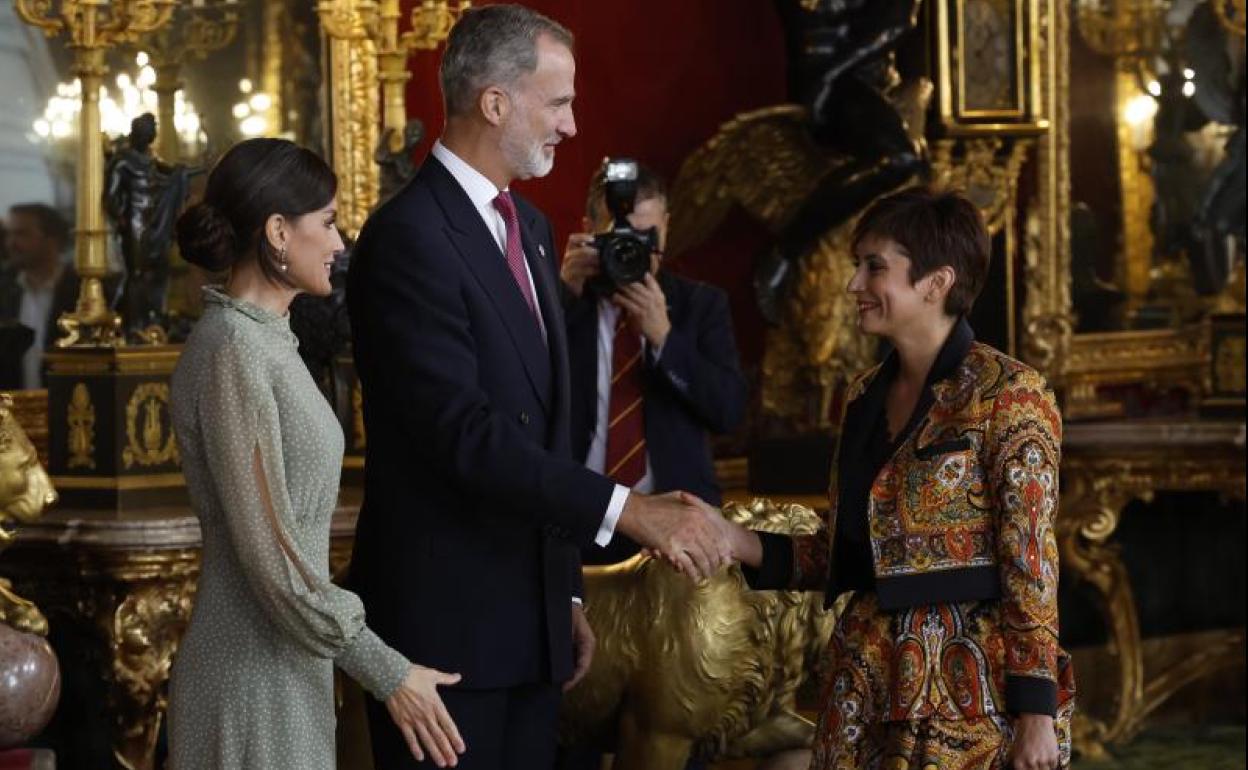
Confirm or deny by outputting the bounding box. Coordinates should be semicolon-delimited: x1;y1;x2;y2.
176;201;238;272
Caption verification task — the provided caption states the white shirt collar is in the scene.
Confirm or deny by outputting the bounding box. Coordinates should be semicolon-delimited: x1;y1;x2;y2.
15;263;64;295
431;140;506;211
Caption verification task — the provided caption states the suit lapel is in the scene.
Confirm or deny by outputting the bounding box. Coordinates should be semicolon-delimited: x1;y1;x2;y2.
424;158;553;414
517;206;568;424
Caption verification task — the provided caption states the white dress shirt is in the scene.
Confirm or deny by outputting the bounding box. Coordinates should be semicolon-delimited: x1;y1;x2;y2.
431;140;628;549
583;299;655;493
16;268;61;389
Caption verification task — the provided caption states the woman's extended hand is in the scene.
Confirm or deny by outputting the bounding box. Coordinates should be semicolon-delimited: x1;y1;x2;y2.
1008;713;1060;770
385;665;465;767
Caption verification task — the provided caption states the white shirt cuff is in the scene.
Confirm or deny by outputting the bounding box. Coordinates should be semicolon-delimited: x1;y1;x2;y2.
571;597;583;605
594;485;630;547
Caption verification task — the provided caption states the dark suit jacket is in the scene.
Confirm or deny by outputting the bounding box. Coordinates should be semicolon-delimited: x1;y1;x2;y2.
565;273;747;562
346;156;615;691
0;266;79;388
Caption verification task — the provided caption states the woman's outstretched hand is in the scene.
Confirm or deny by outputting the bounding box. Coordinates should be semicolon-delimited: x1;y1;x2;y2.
385;665;465;767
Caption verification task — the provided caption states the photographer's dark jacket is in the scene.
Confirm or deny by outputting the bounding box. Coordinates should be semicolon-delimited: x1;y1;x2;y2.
747;320;1074;720
0;266;79;388
565;272;747;562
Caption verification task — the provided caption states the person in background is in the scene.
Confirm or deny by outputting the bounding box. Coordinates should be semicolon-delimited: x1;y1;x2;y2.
0;204;77;388
560;162;748;565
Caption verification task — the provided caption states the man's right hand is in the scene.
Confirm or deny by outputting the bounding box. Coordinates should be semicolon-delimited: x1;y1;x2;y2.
615;491;732;580
560;224;601;297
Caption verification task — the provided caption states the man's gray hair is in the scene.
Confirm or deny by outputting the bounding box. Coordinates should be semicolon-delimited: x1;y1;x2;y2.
440;4;574;117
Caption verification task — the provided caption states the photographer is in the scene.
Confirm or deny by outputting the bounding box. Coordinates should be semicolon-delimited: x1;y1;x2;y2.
561;161;748;566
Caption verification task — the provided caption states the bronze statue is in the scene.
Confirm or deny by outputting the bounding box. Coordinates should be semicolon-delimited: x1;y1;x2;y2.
0;393;60;747
104;113;199;339
1186;2;1246;295
375;119;425;203
559;499;838;770
754;0;926;321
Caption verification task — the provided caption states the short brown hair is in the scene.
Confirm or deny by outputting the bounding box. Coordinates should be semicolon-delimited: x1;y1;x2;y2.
585;161;667;222
851;186;991;317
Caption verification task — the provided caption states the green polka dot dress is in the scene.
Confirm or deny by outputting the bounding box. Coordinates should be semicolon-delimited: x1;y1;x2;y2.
167;287;409;769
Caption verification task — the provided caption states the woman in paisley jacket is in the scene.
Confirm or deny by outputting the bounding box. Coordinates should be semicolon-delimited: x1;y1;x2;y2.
722;187;1075;770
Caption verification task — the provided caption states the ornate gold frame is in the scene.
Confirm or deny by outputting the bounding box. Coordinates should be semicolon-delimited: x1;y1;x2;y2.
933;0;1047;134
1020;0;1074;379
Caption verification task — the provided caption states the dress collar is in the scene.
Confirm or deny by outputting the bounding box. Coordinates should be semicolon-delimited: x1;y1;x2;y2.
201;285;289;327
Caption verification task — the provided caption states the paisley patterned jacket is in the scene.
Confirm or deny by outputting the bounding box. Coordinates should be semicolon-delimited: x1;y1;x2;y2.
750;329;1072;717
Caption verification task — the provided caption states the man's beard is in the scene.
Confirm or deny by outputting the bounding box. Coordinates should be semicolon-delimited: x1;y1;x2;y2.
502;125;555;180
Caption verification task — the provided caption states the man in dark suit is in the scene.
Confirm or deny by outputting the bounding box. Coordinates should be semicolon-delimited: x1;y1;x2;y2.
346;6;731;770
561;164;748;565
0;203;77;389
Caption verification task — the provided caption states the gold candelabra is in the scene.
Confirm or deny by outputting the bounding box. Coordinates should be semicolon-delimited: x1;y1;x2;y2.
137;1;240;162
377;0;469;154
14;0;178;348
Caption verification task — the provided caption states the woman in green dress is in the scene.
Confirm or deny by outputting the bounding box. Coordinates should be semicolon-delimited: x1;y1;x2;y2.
169;139;464;769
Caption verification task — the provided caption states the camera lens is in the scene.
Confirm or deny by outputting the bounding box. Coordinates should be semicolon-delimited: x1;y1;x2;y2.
602;235;651;287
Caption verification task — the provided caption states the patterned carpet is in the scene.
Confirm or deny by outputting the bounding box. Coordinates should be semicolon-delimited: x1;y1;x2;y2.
1073;725;1246;770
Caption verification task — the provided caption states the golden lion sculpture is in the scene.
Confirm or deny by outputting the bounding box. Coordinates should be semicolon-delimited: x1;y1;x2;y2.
559;499;837;770
0;393;58;636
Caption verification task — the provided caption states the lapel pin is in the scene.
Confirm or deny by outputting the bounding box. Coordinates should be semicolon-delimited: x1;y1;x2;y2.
537;244;546;258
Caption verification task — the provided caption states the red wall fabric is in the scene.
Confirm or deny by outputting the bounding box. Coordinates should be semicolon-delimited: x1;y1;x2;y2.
402;0;788;365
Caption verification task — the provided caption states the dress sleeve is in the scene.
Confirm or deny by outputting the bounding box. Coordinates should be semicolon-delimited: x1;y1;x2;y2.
198;339;409;701
985;367;1063;716
742;531;828;591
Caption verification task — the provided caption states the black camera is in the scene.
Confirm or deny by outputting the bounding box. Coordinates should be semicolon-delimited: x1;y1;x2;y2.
587;158;659;295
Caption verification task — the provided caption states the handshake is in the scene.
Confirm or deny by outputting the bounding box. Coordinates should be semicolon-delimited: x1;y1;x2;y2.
615;490;759;580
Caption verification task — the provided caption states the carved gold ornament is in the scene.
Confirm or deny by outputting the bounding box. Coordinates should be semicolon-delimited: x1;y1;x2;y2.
1214;336;1246;394
1212;0;1245;37
1021;0;1074;381
1059;427;1245;754
319;0;381;239
67;383;97;470
0;393;58;635
111;577;194;769
930;137;1030;236
122;383;178;469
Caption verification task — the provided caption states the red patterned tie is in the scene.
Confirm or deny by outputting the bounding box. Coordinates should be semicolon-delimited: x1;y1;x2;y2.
491;191;541;324
605;315;646;486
